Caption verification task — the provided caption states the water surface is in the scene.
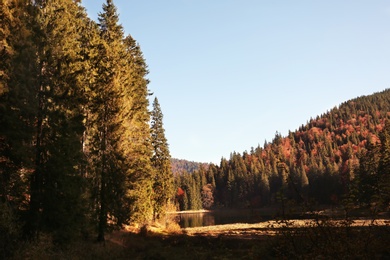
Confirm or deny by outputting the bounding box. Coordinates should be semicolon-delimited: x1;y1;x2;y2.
177;209;272;228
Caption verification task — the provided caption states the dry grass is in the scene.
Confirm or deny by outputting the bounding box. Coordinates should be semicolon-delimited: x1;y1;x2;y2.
183;218;390;238
10;216;390;259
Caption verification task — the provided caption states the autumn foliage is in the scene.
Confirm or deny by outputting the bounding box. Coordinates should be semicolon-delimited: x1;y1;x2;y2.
175;89;390;210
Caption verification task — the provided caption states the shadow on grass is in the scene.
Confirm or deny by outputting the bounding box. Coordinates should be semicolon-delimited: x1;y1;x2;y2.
11;217;390;259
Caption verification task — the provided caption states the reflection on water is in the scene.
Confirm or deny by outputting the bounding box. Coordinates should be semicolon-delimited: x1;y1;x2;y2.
179;213;214;228
177;209;268;228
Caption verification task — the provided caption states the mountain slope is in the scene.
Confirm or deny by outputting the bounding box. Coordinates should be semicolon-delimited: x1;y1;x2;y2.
171;158;209;175
175;89;390;210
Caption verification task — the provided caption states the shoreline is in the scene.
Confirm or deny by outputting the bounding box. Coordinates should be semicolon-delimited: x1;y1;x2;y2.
167;209;210;214
182;218;390;238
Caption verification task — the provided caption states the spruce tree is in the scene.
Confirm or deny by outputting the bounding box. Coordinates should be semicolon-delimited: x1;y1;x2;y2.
90;0;129;242
121;35;154;224
378;121;390;210
0;1;36;253
150;97;174;220
82;0;156;240
357;139;380;205
0;0;36;207
27;0;90;242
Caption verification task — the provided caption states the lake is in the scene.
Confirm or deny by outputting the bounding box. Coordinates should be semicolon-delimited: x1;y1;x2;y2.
176;209;274;228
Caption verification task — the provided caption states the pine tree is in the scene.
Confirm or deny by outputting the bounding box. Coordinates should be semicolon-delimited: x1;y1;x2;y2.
27;0;90;242
0;0;36;254
150;97;174;220
378;121;390;210
355;139;380;205
0;0;36;207
90;0;129;242
121;35;154;224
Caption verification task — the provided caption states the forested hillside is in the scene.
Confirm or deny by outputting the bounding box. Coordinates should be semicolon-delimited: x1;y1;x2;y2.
171;158;209;175
0;0;174;255
176;89;390;210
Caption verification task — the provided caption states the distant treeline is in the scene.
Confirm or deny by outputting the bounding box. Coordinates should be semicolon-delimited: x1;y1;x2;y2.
175;90;390;211
171;158;209;175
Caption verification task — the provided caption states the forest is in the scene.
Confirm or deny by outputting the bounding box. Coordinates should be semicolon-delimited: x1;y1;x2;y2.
1;0;389;258
175;89;390;211
1;0;175;257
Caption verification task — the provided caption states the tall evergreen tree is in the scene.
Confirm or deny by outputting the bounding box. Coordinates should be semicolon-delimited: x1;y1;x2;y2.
356;139;380;205
27;0;90;242
150;97;174;220
90;0;129;242
0;0;36;254
0;0;36;207
378;121;390;209
121;35;154;224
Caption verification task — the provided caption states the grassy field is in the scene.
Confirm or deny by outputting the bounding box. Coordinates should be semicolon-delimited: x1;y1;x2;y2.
11;218;390;259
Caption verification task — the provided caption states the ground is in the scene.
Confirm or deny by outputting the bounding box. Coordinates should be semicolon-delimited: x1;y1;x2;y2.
13;217;390;259
182;218;390;238
99;218;390;259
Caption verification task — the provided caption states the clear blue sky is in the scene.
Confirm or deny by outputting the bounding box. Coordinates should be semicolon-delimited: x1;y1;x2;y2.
83;0;390;164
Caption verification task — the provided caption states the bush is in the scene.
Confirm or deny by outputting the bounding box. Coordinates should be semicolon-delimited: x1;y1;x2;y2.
271;200;390;258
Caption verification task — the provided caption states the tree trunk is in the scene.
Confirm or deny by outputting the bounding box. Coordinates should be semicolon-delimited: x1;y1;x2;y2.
29;76;44;239
97;116;107;242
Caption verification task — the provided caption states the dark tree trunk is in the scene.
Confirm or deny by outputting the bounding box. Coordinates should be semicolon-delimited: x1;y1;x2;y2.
29;79;44;239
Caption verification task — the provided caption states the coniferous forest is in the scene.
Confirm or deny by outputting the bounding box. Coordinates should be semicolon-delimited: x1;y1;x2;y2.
175;90;390;211
1;0;389;258
1;0;174;255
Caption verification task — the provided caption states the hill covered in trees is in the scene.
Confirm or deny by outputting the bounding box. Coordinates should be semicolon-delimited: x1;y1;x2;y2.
176;89;390;211
171;158;209;175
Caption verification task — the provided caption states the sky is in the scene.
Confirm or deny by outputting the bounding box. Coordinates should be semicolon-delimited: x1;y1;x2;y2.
82;0;390;164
